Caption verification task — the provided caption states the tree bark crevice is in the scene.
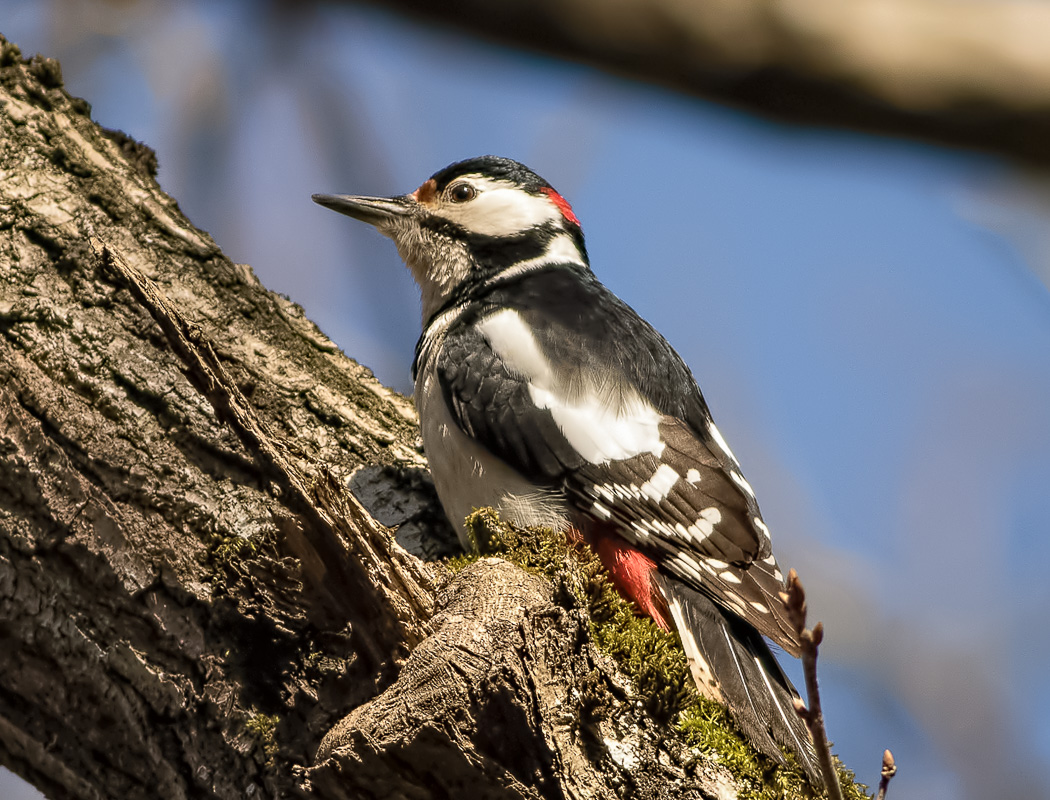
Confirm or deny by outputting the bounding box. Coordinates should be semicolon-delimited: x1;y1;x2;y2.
1;37;437;797
309;558;731;800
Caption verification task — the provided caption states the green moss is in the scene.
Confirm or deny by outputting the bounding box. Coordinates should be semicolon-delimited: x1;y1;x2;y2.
465;507;692;722
205;533;255;592
462;507;872;799
676;685;870;799
678;699;855;799
245;712;280;767
836;763;872;800
590;596;694;722
205;529;273;595
466;506;572;575
443;551;481;574
211;533;258;563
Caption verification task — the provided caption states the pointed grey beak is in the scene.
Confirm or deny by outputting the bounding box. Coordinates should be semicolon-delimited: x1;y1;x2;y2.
311;193;415;227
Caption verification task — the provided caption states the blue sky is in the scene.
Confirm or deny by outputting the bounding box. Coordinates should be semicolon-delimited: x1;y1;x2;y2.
4;2;1050;798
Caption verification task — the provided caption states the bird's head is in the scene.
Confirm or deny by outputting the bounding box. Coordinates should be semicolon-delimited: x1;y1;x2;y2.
313;156;588;321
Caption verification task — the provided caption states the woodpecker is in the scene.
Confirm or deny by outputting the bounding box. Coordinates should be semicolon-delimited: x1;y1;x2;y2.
314;156;821;784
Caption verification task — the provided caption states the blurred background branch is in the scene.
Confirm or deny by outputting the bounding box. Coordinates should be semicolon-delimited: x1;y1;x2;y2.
360;0;1050;165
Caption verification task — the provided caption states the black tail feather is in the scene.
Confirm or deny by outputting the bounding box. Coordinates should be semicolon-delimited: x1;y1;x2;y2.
655;573;824;788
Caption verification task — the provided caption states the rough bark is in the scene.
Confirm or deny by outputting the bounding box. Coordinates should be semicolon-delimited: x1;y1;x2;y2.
308;558;729;800
0;36;742;800
360;0;1050;166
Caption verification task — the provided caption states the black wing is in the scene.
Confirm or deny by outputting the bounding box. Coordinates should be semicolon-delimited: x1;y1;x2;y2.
434;267;798;650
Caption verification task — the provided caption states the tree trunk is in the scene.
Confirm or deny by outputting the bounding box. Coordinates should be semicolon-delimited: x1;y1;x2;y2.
0;36;741;800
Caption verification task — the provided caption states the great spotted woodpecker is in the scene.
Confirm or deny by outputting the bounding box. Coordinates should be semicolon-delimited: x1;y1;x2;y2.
314;156;821;784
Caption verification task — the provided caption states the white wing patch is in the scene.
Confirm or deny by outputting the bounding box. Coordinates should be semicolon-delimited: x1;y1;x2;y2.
621;514;721;549
529;386;664;463
478;309;666;464
477;307;551;379
639;464;679;502
729;470;757;500
431;175;563;237
707;422;740;465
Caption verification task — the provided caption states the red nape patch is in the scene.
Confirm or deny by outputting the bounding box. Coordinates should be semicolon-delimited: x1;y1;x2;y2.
540;186;581;226
585;526;672;631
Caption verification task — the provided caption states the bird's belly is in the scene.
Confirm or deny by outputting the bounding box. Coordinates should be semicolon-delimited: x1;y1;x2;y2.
415;371;569;549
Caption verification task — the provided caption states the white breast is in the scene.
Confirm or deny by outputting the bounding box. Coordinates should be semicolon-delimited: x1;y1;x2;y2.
414;359;570;549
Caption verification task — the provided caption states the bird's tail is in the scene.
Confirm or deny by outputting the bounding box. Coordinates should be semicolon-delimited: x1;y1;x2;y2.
653;572;824;788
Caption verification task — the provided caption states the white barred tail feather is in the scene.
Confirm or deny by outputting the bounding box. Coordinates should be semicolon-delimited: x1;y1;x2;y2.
653;571;823;787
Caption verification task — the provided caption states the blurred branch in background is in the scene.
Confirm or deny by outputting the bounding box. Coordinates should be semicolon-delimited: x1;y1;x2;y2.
357;0;1050;167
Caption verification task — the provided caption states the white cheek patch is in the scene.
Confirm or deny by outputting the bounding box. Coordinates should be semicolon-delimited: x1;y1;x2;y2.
433;175;563;237
478;309;665;464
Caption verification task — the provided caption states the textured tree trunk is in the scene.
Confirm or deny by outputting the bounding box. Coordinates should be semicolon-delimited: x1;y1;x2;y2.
0;36;736;800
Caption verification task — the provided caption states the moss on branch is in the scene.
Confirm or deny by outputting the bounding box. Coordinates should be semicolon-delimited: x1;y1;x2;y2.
458;507;871;800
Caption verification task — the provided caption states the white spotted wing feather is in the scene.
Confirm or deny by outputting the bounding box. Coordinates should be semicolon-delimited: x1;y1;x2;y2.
430;271;800;653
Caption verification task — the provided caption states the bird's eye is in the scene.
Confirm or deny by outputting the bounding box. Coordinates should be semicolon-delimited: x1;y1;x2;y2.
448;183;477;203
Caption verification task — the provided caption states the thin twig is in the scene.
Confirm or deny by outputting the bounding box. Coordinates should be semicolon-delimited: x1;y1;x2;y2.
779;568;843;800
876;749;897;800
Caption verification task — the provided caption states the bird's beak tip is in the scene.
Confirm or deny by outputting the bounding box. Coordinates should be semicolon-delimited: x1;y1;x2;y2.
312;193;413;225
